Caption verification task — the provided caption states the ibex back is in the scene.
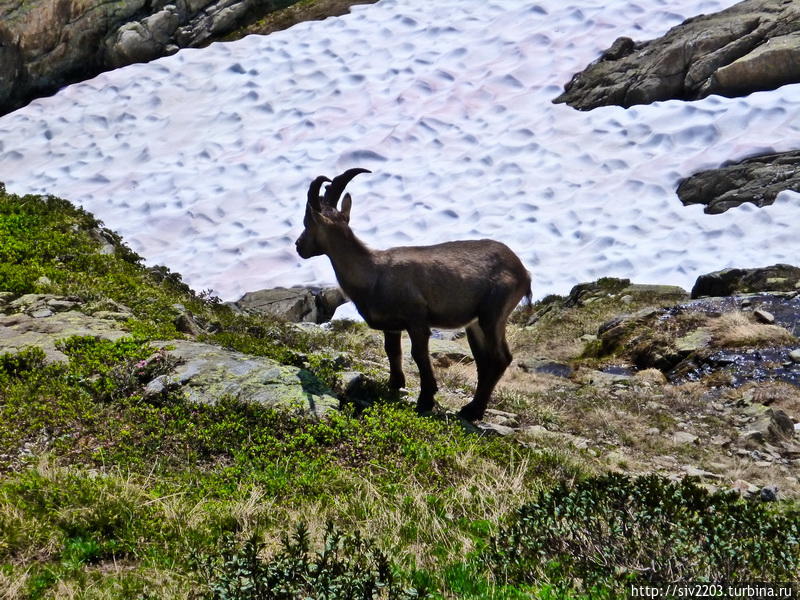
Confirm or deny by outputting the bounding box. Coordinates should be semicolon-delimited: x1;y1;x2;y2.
296;169;531;421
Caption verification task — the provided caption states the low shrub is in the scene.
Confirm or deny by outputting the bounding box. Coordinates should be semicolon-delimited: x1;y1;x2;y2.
205;522;429;600
484;473;800;591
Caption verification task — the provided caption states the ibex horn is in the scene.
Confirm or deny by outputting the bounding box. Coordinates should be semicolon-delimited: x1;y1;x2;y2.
307;175;331;211
323;168;371;208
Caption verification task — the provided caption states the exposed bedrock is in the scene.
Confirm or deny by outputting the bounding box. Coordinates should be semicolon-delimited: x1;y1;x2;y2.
554;0;800;110
677;150;800;214
0;0;316;116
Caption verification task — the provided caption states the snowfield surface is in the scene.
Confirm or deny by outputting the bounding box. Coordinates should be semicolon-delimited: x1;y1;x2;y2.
1;0;799;308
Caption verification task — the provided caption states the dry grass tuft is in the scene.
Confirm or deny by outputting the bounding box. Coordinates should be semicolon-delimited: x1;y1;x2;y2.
0;569;29;600
709;311;796;348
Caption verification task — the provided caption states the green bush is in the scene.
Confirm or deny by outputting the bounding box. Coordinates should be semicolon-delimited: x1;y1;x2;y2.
484;473;800;591
206;522;429;600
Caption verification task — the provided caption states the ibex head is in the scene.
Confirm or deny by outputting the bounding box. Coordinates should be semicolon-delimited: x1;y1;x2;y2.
295;168;371;259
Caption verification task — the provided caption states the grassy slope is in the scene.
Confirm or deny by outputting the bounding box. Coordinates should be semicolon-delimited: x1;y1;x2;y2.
0;187;578;597
0;186;798;598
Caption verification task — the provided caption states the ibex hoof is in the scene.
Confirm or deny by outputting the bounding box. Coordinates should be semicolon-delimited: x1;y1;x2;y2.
415;399;435;415
456;405;484;423
388;375;406;389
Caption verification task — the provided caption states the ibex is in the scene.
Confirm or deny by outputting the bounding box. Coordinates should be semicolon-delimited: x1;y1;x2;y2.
295;169;531;421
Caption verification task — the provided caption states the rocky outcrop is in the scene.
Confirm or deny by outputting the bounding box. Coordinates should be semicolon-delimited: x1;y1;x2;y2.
677;150;800;214
592;290;800;387
554;0;800;110
0;291;338;416
0;293;132;363
227;286;347;323
692;264;800;298
0;0;299;116
527;277;688;326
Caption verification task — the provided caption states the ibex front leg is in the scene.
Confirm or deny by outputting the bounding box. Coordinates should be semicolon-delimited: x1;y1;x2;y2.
383;331;405;390
408;327;437;413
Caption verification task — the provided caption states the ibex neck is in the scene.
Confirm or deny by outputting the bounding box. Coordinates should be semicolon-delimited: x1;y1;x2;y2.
325;230;376;298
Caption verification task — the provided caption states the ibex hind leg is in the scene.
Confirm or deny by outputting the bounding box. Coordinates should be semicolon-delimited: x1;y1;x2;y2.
383;331;405;389
457;300;516;422
408;327;437;413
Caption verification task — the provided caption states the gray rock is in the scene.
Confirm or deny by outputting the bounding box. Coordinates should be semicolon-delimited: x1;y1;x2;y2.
754;308;776;324
678;151;800;214
228;287;347;324
47;299;79;312
760;485;779;501
517;358;573;378
713;32;800;96
0;0;147;114
672;431;699;445
619;284;689;303
10;294;54;310
789;349;800;363
555;0;800;110
483;408;519;427
106;22;164;67
682;465;721;479
143;6;181;43
146;339;339;417
476;422;516;437
674;328;712;353
746;408;796;444
174;311;205;336
106;5;182;67
691;264;800;298
0;308;130;363
731;479;759;496
30;308;54;319
578;369;632;387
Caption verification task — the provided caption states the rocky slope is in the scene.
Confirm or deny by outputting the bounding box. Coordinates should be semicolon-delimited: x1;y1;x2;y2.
554;0;800;110
0;0;375;116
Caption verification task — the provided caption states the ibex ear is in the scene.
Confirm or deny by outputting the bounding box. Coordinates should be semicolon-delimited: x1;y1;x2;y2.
340;193;352;220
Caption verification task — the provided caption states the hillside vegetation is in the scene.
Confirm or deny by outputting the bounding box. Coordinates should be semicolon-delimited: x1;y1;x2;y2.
1;185;798;598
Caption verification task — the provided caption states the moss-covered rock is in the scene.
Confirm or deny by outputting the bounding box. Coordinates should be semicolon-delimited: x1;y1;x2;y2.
692;264;800;298
145;339;339;416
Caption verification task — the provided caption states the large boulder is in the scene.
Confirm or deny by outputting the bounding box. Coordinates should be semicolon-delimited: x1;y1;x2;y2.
554;0;800;110
145;339;339;417
677;150;800;214
691;264;800;298
227;286;347;323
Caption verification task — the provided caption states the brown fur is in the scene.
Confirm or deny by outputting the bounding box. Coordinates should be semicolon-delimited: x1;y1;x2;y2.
296;169;531;421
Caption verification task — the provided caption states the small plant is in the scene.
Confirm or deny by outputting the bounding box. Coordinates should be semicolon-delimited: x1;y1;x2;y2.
55;336;178;402
205;522;429;599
